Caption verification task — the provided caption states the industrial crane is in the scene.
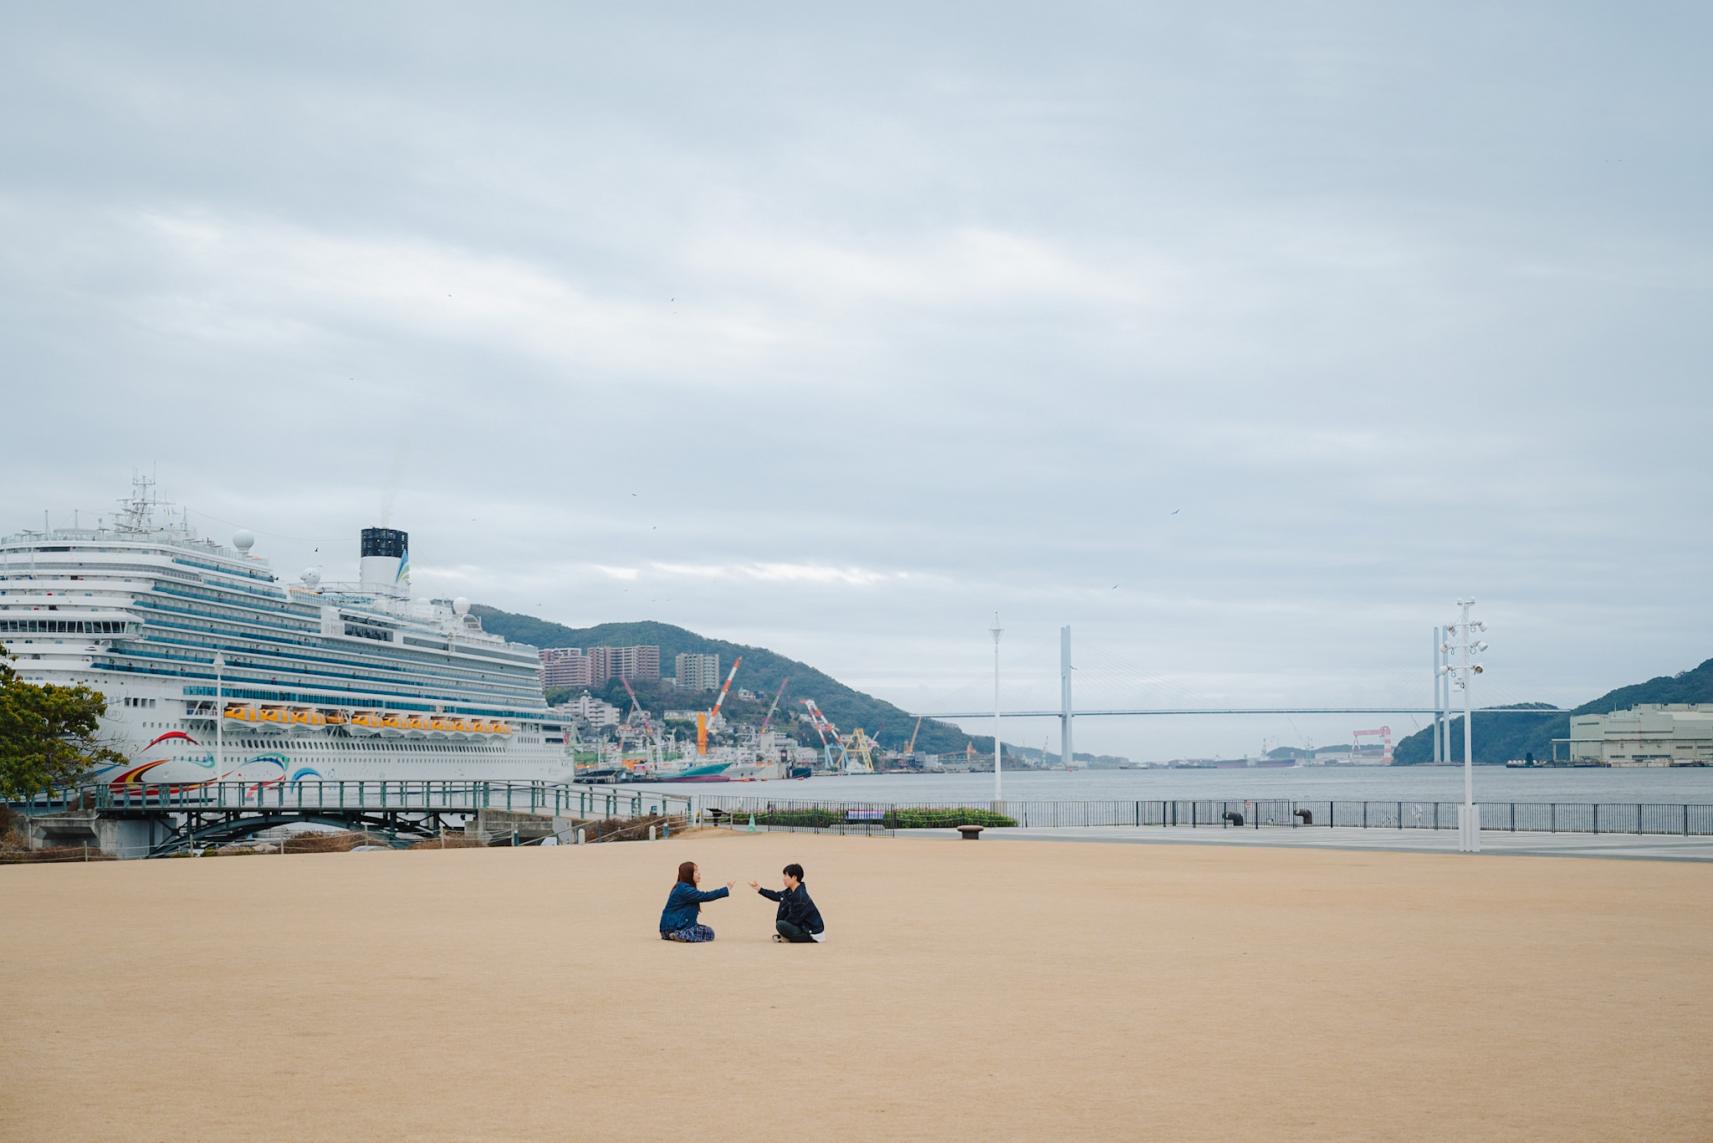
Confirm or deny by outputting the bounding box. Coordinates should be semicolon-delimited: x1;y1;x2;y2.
844;728;877;774
1352;726;1394;765
696;656;743;755
618;673;655;741
758;676;791;738
800;698;848;772
904;715;925;760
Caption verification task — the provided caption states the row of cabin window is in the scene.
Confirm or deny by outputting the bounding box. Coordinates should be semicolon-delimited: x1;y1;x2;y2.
0;619;126;634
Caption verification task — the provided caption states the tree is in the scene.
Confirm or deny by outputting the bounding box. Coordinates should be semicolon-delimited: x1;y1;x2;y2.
0;644;125;798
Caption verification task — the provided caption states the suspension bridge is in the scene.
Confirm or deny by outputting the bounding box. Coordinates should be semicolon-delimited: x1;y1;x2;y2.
910;624;1555;766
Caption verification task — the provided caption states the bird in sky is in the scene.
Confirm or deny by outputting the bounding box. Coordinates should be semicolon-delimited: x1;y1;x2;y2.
1170;508;1181;516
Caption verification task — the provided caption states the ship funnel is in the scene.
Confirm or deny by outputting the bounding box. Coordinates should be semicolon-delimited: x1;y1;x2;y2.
360;527;410;595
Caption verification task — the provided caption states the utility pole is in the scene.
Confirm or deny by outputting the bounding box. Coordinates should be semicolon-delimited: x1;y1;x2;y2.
991;613;1003;804
1432;627;1443;765
1442;602;1488;852
1059;626;1074;771
213;652;226;806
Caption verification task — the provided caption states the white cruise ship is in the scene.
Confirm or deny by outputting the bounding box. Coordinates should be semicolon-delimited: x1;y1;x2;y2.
0;479;573;790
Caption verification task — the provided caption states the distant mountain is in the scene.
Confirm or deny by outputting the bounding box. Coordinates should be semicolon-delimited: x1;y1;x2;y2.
1392;656;1713;764
471;607;983;756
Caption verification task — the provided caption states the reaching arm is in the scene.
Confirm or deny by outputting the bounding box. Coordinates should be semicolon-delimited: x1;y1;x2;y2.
694;886;730;903
757;886;784;901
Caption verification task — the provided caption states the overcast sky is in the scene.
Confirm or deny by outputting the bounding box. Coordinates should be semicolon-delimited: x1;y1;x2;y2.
4;3;1710;759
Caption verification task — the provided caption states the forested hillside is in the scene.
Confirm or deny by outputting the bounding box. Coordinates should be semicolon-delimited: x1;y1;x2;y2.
1392;657;1713;763
471;607;981;755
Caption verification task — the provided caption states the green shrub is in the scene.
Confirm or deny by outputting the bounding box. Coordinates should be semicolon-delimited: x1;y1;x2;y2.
737;806;1016;830
887;807;1016;829
749;808;842;828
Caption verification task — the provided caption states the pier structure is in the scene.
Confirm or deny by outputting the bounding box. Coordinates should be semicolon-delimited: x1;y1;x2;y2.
9;781;693;858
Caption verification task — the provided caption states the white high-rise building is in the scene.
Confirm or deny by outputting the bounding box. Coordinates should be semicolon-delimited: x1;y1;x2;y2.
674;652;721;692
539;647;593;689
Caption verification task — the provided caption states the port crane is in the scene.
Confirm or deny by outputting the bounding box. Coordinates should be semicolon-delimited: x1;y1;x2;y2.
844;728;878;774
1352;725;1394;765
902;715;925;762
758;676;791;738
752;676;792;762
697;656;743;755
801;699;849;772
618;674;655;741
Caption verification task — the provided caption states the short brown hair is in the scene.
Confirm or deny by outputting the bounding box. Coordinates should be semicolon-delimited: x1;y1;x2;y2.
677;861;698;885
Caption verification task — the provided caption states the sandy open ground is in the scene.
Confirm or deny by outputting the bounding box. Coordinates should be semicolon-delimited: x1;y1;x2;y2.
2;833;1709;1142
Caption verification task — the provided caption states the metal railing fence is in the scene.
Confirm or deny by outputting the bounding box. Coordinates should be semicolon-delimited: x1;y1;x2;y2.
13;780;695;820
683;794;1713;837
10;786;1713;838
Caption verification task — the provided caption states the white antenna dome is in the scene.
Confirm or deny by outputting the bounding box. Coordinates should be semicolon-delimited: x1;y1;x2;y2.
232;529;256;554
301;568;321;588
453;597;471;616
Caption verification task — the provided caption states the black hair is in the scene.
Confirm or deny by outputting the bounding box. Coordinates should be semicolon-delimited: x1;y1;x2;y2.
783;863;805;881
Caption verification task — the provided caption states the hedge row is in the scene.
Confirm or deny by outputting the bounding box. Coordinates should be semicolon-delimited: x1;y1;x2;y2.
737;807;1017;830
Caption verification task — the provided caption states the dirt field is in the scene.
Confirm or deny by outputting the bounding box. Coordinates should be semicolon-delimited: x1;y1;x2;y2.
2;832;1708;1142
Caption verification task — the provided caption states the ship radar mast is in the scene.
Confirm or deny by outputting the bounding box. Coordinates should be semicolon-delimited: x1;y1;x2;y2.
114;473;161;534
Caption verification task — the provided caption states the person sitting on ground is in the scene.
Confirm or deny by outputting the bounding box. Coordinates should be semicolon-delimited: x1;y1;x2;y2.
659;860;732;943
750;862;825;944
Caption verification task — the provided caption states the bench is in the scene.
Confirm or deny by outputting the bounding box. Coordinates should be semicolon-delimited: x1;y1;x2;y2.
843;808;887;832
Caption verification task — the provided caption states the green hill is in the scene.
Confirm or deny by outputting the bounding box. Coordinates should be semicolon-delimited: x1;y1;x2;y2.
1392;656;1713;764
471;607;983;756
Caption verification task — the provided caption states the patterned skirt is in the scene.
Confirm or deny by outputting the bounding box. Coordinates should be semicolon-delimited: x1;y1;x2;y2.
662;924;716;943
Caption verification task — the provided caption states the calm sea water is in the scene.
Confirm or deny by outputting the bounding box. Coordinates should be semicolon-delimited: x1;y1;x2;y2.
634;766;1713;805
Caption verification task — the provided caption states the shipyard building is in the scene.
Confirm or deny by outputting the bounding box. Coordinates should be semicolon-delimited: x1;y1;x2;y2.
1567;704;1713;766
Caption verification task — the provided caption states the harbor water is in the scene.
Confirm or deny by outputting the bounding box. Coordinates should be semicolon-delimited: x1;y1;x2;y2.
632;765;1713;805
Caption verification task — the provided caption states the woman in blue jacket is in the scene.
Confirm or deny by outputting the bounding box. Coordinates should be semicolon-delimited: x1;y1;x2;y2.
659;860;732;942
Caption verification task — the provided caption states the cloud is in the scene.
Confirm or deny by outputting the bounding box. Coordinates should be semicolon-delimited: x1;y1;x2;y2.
690;227;1155;309
127;210;793;380
2;3;1710;758
648;561;927;588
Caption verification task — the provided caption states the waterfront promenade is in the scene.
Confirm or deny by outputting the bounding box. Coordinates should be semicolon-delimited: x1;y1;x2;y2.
901;824;1713;861
3;835;1709;1142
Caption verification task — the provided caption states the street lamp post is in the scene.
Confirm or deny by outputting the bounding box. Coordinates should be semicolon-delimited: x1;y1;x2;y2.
213;652;225;807
1442;601;1487;853
1432;627;1444;765
990;613;1003;805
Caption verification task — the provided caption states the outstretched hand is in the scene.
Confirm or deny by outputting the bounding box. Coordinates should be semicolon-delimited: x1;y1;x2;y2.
748;880;760;889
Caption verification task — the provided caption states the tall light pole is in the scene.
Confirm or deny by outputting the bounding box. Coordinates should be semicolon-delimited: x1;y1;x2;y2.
1442;601;1487;853
1433;626;1445;765
990;613;1003;804
213;652;225;806
1059;625;1074;771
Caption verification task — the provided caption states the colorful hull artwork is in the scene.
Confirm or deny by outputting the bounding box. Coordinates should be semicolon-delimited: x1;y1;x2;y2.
95;732;321;793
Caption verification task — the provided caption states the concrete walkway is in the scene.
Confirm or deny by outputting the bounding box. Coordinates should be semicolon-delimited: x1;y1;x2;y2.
906;824;1713;861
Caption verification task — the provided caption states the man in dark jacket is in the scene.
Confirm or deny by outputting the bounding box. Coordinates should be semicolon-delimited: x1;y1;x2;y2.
750;863;824;944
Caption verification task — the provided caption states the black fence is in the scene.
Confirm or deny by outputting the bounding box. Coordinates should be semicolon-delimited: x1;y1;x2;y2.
691;794;1713;836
